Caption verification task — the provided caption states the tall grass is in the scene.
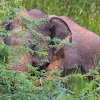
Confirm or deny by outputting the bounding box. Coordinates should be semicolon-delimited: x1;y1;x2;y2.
15;0;100;35
1;0;100;34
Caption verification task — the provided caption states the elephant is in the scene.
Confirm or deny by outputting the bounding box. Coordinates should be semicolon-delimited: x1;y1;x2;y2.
3;9;71;72
47;15;100;76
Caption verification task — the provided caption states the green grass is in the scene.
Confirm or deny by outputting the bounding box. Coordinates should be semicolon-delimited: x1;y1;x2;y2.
1;0;100;34
21;0;100;35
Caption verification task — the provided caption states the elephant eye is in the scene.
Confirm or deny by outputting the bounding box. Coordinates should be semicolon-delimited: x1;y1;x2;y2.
49;24;54;31
31;45;36;50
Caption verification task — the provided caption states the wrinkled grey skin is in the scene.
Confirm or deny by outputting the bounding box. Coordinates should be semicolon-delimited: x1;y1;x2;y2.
4;9;71;72
48;15;100;76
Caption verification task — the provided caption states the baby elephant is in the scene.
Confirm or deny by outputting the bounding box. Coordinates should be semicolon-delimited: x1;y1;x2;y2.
3;9;71;72
47;15;100;76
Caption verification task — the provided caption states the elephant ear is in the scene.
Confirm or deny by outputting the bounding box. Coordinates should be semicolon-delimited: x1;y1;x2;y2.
49;16;72;42
49;16;72;54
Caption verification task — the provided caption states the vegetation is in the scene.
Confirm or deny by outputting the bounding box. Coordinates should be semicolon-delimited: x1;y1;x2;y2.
0;0;100;100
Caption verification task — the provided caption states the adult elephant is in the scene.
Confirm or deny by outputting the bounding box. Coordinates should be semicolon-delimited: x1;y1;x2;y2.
47;15;100;76
3;9;71;72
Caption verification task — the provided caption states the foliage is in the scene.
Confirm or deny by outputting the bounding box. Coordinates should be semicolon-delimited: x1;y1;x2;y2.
0;0;100;100
5;0;99;35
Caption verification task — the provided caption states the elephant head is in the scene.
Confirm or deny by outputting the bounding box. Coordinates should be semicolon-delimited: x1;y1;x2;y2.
4;9;72;72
